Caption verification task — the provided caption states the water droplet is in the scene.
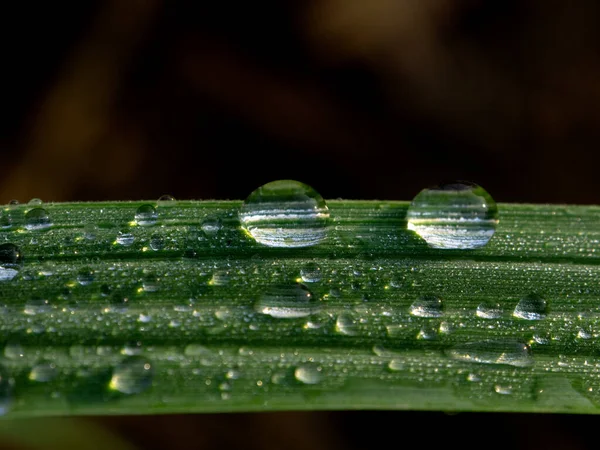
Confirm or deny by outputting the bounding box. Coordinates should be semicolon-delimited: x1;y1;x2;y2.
513;293;547;320
149;234;164;251
0;365;13;415
201;215;222;236
0;211;12;229
116;231;135;246
24;207;52;231
4;342;24;359
416;326;437;340
28;198;43;206
8;200;19;208
209;270;230;286
255;284;320;318
494;384;513;395
29;360;57;382
406;181;498;249
577;328;592;340
142;272;160;292
0;243;23;281
24;297;51;315
135;204;158;226
109;356;154;394
157;195;177;207
83;223;98;241
239;180;330;248
184;344;213;357
294;363;322;384
447;340;533;367
335;313;358;335
388;360;405;371
77;267;94;286
409;295;443;318
476;302;503;319
300;263;322;283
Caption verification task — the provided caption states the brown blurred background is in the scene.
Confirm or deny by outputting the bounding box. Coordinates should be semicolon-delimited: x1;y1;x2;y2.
2;0;600;448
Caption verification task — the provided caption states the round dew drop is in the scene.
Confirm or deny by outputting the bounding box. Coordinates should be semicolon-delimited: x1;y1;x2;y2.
255;284;320;319
0;243;23;282
409;295;443;318
24;207;52;231
239;180;330;248
513;293;547;320
29;361;58;382
294;363;322;385
135;204;158;226
406;181;498;249
109;356;154;394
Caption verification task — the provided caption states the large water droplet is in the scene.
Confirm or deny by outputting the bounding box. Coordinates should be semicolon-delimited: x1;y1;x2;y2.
77;267;94;286
294;363;322;384
28;198;43;206
255;284;320;318
0;211;12;229
406;181;498;249
476;302;502;319
300;263;322;283
116;231;135;246
239;180;330;248
24;207;52;231
142;272;160;292
29;360;58;382
149;234;164;251
0;243;23;281
157;194;177;207
409;295;443;318
447;340;533;367
513;293;547;320
335;313;358;335
0;365;13;415
109;356;154;394
135;204;158;226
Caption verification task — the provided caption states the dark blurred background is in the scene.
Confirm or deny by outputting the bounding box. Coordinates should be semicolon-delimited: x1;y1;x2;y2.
2;0;600;448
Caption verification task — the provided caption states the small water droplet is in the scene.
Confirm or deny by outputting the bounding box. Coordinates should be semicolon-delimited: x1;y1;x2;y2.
335;313;359;335
24;297;51;315
142;272;160;292
28;198;43;206
24;207;52;231
416;326;437;340
83;223;98;241
135;204;158;226
209;270;230;286
577;328;592;340
255;284;320;318
476;302;503;319
0;211;12;229
300;263;322;283
116;231;135;246
149;234;164;251
4;342;24;359
157;195;177;207
447;340;533;367
109;356;154;394
409;295;443;318
0;243;23;281
513;293;547;320
8;200;19;208
239;180;330;248
29;360;57;382
0;365;13;415
388;360;405;371
406;181;498;249
201;215;222;236
494;384;513;395
77;267;94;286
294;363;322;384
184;344;213;357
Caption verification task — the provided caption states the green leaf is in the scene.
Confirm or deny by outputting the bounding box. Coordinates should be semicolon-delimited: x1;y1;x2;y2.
0;200;599;417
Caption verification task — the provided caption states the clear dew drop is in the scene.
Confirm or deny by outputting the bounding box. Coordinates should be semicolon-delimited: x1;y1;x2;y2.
209;270;230;286
0;365;13;415
149;234;164;251
135;204;158;226
476;302;503;319
29;360;57;382
239;180;330;248
294;363;322;385
83;223;98;241
447;340;533;367
77;267;94;286
4;342;24;359
24;297;51;315
494;384;513;395
28;198;42;206
409;295;443;318
0;243;23;281
406;181;498;249
0;210;12;229
201;215;222;236
142;272;160;292
513;293;547;320
335;313;358;335
109;356;154;394
24;207;52;231
116;231;135;246
255;284;320;319
300;263;322;283
157;194;177;207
